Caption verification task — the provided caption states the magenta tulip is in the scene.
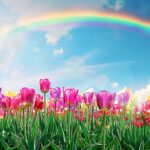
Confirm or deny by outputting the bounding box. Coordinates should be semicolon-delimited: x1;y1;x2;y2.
40;79;50;93
20;87;35;106
83;92;95;107
11;95;21;112
50;87;61;101
117;92;130;107
96;90;116;110
63;87;79;106
0;96;11;111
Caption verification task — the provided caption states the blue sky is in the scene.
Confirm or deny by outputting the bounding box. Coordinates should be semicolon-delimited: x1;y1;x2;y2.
0;0;150;93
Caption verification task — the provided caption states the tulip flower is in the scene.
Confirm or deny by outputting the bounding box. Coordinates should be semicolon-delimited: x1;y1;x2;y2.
63;87;79;106
0;109;4;119
20;87;35;106
40;79;50;94
34;94;44;112
118;91;130;107
0;96;11;111
96;90;115;150
83;92;95;107
96;90;116;111
11;95;20;112
50;87;61;102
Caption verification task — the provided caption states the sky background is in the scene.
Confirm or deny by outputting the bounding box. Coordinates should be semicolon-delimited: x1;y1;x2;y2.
0;0;150;93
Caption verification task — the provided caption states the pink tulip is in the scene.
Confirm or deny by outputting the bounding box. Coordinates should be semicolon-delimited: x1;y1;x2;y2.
11;95;20;112
0;109;4;119
117;91;130;107
63;87;79;106
34;94;44;112
96;90;116;110
145;101;150;111
20;87;35;106
40;79;50;93
83;92;95;107
75;95;84;107
50;87;61;101
0;96;11;111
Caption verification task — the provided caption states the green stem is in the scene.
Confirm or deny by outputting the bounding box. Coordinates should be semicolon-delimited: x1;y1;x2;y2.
27;106;30;139
103;112;106;150
86;106;89;128
44;93;47;120
91;106;94;131
32;111;37;127
68;105;71;144
54;101;57;115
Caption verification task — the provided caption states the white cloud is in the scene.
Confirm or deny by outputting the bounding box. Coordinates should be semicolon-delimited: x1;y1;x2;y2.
99;0;125;11
111;82;119;88
114;0;125;11
0;32;27;74
0;53;132;92
53;48;64;56
134;84;150;105
45;25;76;45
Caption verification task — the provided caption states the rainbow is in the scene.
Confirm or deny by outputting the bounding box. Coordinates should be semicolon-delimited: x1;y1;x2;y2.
2;10;150;38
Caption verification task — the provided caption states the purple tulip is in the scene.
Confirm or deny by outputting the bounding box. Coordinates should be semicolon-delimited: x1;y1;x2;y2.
63;87;79;106
96;90;116;110
83;92;95;107
50;87;61;101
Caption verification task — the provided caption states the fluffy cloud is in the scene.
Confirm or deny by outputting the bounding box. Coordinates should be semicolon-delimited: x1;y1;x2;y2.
0;53;131;92
99;0;125;11
111;82;119;88
53;48;64;56
0;32;27;74
45;25;75;45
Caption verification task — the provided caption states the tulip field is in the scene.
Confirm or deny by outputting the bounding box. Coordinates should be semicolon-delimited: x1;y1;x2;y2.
0;79;150;150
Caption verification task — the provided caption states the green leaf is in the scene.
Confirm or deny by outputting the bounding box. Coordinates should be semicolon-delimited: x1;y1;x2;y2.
123;142;135;150
50;141;62;150
28;134;35;150
35;133;51;150
55;118;66;144
39;114;45;132
144;139;150;149
81;143;102;150
68;125;78;150
138;141;144;150
79;122;91;144
106;136;121;150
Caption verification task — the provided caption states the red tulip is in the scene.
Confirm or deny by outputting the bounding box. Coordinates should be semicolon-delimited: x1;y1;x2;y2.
20;87;35;106
34;94;44;112
63;87;78;106
40;79;50;93
96;90;116;111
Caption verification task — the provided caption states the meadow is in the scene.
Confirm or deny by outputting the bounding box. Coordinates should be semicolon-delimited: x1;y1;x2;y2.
0;79;149;150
